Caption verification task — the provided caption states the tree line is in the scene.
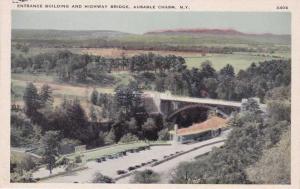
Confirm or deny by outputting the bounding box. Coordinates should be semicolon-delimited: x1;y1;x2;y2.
136;59;290;103
13;38;262;54
11;50;186;85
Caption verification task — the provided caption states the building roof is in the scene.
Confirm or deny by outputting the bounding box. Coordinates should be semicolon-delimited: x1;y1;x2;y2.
176;116;228;136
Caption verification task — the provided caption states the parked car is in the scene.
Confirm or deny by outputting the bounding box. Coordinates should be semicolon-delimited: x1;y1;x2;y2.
128;166;136;171
117;170;127;175
107;155;113;159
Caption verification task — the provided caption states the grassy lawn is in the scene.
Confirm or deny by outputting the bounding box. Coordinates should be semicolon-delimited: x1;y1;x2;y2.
63;141;169;161
65;142;148;161
11;151;27;164
110;71;134;86
12;73;56;83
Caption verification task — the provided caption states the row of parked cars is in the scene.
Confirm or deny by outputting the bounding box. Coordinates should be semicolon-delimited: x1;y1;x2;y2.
163;151;183;159
116;159;159;175
95;145;151;163
115;150;186;175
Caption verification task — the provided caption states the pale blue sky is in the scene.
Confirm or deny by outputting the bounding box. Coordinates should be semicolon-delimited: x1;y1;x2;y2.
12;11;291;35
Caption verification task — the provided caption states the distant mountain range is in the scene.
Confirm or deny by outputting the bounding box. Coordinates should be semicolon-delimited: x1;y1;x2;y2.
12;28;291;46
12;29;130;40
144;28;290;37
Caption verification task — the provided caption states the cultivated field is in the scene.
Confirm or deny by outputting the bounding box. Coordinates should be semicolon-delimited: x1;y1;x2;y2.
79;48;290;71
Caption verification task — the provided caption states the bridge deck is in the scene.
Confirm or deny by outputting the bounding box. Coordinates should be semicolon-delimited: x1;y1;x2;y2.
143;91;242;107
143;91;266;110
160;94;242;107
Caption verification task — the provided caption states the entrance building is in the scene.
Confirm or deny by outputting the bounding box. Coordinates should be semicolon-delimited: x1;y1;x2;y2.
170;116;228;144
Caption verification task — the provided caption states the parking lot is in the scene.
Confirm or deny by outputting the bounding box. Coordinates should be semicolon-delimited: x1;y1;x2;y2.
36;130;230;183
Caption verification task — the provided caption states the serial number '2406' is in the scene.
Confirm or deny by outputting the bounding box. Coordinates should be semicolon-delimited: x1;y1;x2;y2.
277;5;288;10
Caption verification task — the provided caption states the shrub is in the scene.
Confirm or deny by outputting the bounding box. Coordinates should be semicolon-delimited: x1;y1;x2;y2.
10;170;35;183
65;162;78;172
19;155;37;171
104;129;116;145
59;138;81;155
158;128;170;141
11;112;41;147
119;133;139;143
131;169;160;183
92;172;114;183
75;155;82;163
56;157;69;166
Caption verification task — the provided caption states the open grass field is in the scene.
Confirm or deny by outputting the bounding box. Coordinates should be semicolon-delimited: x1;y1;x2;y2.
114;33;290;47
11;73;115;112
111;71;134;86
184;52;290;71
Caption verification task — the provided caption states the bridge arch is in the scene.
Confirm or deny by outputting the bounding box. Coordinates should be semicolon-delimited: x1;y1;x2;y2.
166;104;229;121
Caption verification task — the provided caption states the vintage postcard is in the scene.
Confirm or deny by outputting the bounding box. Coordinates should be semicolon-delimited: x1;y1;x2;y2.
0;0;299;188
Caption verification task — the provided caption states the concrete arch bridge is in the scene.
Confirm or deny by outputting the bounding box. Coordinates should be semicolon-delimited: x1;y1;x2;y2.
142;91;266;127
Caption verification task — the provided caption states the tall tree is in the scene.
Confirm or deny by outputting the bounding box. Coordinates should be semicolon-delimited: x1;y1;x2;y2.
142;118;158;140
90;89;99;105
115;81;142;118
104;128;116;144
216;64;236;100
89;106;98;122
40;84;53;107
41;131;60;174
23;82;41;117
200;61;216;78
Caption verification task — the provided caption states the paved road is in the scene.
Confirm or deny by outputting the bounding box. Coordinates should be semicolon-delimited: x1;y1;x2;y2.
38;130;230;183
